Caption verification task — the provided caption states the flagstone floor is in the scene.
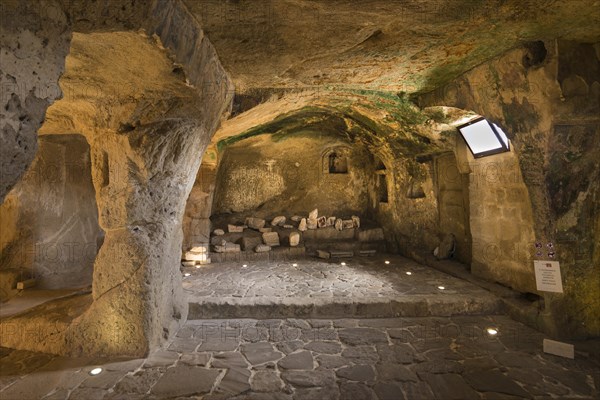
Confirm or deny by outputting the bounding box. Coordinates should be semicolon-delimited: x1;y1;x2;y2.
1;315;598;399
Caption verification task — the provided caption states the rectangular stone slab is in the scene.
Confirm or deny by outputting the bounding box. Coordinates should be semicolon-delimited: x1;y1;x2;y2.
262;232;280;247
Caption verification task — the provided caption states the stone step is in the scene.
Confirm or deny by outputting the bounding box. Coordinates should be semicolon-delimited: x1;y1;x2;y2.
329;250;354;258
304;239;386;254
211;247;306;263
187;295;503;320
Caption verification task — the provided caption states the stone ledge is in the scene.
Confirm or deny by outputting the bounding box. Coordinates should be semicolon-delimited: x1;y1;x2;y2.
188;295;502;320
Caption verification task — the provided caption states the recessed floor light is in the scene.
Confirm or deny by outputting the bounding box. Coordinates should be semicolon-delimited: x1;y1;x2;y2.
341;262;346;266
292;263;298;267
438;286;445;290
184;273;191;277
89;367;103;376
195;265;201;269
406;271;412;275
242;264;248;268
385;260;390;264
487;328;498;335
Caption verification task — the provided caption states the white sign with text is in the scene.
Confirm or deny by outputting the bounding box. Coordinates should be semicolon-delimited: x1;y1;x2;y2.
534;261;563;293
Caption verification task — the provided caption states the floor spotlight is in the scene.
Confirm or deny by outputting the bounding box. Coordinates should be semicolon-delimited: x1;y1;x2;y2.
385;260;390;264
89;367;103;376
341;262;346;266
487;328;498;336
457;117;510;158
406;271;412;275
184;273;191;277
437;286;445;290
292;263;298;267
242;264;248;268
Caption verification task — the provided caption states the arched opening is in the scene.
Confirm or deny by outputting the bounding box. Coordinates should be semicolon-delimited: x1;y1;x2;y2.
0;22;233;357
0;134;103;309
328;151;348;174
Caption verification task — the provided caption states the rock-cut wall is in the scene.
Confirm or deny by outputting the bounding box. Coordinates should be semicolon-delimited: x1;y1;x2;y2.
0;0;72;202
418;40;600;339
212;133;373;219
0;0;234;357
0;134;102;297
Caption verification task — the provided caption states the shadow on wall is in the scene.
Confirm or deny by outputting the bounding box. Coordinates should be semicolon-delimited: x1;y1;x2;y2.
0;134;104;300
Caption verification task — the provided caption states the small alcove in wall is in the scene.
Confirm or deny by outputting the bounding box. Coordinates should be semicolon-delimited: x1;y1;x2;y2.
378;173;389;203
374;159;389;204
322;147;350;174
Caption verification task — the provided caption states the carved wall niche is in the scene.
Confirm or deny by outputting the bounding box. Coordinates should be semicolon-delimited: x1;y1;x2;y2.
322;146;350;174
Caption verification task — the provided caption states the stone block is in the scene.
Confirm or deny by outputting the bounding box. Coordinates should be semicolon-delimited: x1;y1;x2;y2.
342;219;355;229
213;229;225;236
317;216;327;228
259;227;272;233
183;251;208;261
228;224;245;233
271;216;286;226
245;217;266;230
289;232;300;247
299;218;307;231
211;236;227;246
352;215;360;228
330;250;353;258
241;236;263;251
317;250;331;259
307;218;318;230
189;244;209;253
308;209;318;220
335;218;343;231
262;232;280;247
255;244;271;253
214;243;241;253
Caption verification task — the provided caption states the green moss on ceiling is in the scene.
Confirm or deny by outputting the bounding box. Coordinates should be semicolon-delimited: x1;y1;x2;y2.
217;91;444;157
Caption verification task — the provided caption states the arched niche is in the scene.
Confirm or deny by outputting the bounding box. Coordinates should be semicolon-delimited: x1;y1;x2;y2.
322;146;351;174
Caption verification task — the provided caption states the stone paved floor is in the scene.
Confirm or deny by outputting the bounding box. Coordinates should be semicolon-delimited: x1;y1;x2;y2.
1;316;598;399
184;256;501;318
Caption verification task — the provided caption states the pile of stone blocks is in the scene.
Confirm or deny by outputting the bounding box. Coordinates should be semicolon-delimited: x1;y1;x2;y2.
209;214;309;263
207;210;385;263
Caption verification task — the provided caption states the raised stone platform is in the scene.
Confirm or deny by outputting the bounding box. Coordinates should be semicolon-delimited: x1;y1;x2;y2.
184;255;503;320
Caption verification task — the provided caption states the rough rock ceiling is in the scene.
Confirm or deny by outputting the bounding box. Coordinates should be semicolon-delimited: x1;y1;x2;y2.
185;0;600;93
40;31;201;137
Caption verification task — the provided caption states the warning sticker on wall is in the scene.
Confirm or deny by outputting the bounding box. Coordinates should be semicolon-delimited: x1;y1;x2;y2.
534;261;563;293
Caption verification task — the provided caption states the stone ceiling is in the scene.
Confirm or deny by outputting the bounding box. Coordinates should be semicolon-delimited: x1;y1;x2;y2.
40;31;201;138
184;0;600;93
40;0;600;156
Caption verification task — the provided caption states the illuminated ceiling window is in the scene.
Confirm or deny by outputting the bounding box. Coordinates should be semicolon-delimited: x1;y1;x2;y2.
456;117;510;158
